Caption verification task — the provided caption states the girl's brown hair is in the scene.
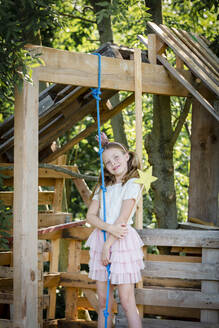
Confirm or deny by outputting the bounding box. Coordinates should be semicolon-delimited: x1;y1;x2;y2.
92;142;140;197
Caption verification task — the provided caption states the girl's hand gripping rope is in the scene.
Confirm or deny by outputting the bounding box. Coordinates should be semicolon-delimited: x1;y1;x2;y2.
102;243;111;266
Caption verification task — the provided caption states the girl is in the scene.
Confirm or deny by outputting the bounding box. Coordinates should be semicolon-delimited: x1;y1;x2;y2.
85;133;144;328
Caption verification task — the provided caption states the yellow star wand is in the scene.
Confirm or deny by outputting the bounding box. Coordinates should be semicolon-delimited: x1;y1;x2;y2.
135;166;157;193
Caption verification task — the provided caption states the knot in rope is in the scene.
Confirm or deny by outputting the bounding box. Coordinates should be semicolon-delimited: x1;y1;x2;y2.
91;87;101;101
103;309;109;318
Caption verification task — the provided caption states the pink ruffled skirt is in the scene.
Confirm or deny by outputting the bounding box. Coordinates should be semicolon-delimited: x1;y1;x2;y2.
85;226;145;285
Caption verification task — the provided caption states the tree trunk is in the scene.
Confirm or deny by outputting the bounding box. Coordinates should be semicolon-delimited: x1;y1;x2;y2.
145;0;178;228
90;0;128;145
145;96;177;228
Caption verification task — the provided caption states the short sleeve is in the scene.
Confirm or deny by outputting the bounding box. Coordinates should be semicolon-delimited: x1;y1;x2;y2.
123;178;141;200
92;187;100;201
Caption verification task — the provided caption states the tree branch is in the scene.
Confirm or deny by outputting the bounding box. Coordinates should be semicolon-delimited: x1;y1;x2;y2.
57;11;96;24
169;96;192;148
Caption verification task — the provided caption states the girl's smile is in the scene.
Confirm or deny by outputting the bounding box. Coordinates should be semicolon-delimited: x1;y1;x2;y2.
103;148;129;182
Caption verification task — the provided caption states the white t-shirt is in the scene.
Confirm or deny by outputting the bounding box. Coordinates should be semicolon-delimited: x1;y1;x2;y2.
93;178;141;225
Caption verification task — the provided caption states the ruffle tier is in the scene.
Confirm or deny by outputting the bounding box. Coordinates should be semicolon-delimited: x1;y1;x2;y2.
85;226;145;284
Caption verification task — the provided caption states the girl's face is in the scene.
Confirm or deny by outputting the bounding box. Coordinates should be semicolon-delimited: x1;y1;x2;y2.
103;147;129;182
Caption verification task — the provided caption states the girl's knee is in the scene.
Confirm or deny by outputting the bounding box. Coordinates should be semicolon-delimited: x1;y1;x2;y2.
98;294;107;310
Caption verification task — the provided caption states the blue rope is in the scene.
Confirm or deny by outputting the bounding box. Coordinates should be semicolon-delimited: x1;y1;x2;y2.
91;53;111;328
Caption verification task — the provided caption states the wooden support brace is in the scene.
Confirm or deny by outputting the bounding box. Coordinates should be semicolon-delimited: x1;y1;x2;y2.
65;240;81;320
47;238;60;319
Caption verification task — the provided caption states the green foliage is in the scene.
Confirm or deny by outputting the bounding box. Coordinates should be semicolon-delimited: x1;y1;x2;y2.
0;0;63;119
0;174;12;250
163;0;218;43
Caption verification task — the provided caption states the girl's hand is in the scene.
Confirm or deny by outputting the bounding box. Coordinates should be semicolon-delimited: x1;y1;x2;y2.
102;244;111;266
109;223;128;239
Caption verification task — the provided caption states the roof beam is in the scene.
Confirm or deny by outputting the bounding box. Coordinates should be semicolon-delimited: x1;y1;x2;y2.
27;45;190;97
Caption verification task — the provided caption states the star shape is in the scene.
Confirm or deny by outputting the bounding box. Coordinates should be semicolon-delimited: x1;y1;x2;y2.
135;167;157;193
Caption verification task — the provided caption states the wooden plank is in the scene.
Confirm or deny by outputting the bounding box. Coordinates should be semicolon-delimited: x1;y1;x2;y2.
0;190;54;206
143;305;200;319
47;238;60;320
116;317;219;328
147;22;219;96
44;273;61;288
188;100;219;226
38;212;71;228
13;72;38;328
191;32;219;66
72;166;91;207
0;266;13;278
62;226;94;241
38;221;90;240
0;319;12;328
143;277;201;289
157;54;218;121
80;249;89;264
142;261;219;280
0;292;13;304
181;30;219;75
138;229;219;248
179;222;219;230
171;247;202;255
0;252;12;266
60;272;96;289
135;287;219;309
147;253;202;263
148;34;157;64
171;27;219;80
65;240;81;320
25;44;190;96
201;248;219;323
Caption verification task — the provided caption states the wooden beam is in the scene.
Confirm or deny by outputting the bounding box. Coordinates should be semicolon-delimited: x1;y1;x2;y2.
0;190;54;206
26;45;190;97
148;22;219;96
135;287;219;309
142;261;219;280
138;229;219;248
116;317;219;328
157;55;218;121
13;72;39;328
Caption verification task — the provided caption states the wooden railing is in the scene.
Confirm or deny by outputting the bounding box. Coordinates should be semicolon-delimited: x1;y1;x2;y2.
116;228;219;328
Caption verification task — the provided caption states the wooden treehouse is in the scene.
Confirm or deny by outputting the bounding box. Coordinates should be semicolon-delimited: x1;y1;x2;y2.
0;22;218;328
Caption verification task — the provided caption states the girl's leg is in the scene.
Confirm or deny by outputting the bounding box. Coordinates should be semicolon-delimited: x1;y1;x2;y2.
117;283;142;328
96;281;114;328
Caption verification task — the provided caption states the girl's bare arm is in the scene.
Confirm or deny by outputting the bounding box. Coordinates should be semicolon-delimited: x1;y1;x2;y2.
101;198;136;265
86;199;128;239
105;198;135;247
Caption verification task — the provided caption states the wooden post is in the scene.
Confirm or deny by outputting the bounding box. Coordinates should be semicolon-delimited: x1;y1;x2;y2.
134;47;143;230
134;48;144;319
148;34;157;64
189;98;219;225
13;72;39;328
201;248;219;323
65;240;81;319
47;155;66;319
